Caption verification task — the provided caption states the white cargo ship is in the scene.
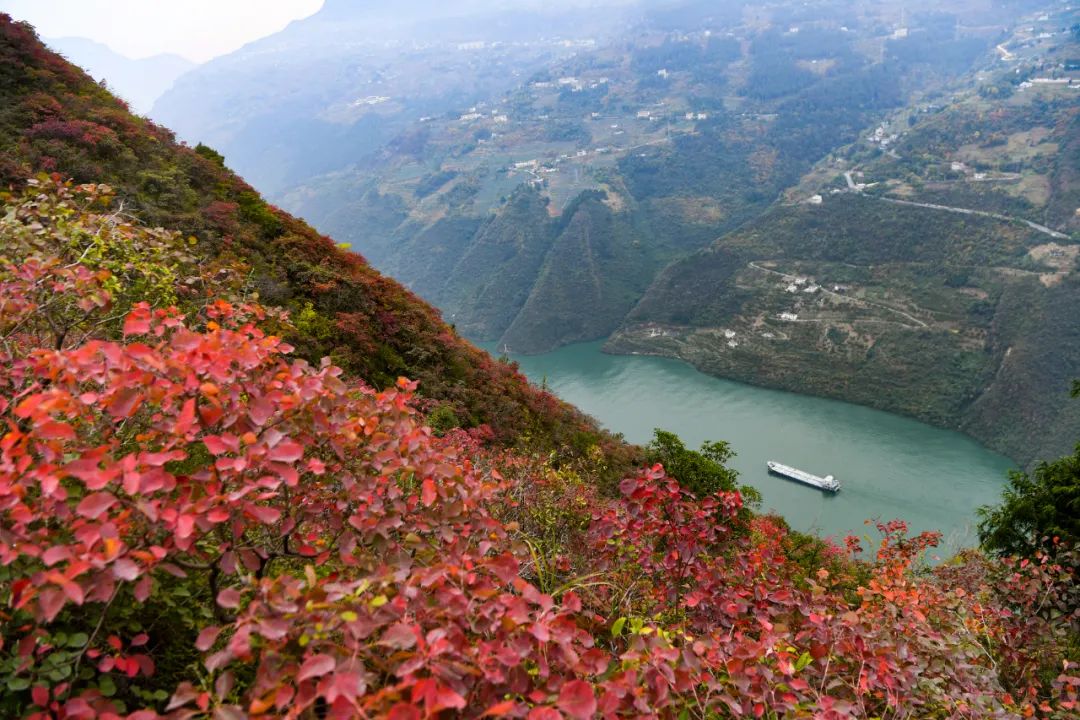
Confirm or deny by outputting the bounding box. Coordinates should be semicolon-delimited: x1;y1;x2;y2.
767;461;841;493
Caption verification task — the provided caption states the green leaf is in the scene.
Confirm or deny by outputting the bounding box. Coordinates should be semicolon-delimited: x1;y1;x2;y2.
99;675;117;697
795;651;813;672
611;617;626;637
7;677;30;691
67;632;89;648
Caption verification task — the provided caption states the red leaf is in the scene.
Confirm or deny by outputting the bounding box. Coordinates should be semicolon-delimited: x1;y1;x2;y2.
106;387;143;419
557;680;596;720
296;654;335;682
247;396;275;427
246;503;281;525
31;685;49;708
38;588;66;622
268;439;304;463
386;705;421;720
37;420;76;440
76;491;116;519
421;477;437;507
203;435;231;456
60;579;83;605
206;507;231;523
123;304;152;336
174;397;197;435
176;513;197;540
433;684;466;713
380;623;417;650
482;700;519;717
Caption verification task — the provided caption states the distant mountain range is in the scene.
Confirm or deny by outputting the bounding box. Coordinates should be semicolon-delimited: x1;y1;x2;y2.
45;36;195;114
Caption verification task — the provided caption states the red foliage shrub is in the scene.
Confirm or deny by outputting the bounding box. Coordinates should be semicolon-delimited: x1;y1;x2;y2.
0;259;1076;717
21;92;63;119
26;119;117;147
203;200;241;234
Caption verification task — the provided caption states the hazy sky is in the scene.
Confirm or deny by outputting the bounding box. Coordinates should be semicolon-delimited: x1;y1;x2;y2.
0;0;325;62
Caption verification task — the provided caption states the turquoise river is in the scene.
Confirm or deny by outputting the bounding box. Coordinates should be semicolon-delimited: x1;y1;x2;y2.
488;341;1016;556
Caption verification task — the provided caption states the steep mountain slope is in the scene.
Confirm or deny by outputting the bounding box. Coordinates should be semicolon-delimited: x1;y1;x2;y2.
0;14;630;463
45;36;194;114
609;9;1080;466
498;192;655;353
439;188;557;340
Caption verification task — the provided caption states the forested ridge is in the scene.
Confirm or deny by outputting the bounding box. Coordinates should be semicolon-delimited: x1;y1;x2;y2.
0;13;1078;720
0;14;636;470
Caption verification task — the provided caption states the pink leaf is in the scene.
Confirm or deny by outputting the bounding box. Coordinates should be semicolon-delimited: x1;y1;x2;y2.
203;435;231;456
246;504;281;525
41;545;70;567
557;680;596;720
216;588;242;609
60;580;84;605
134;575;152;602
196;626;222;652
268;439;303;463
76;492;116;520
38;587;66;622
213;706;246;720
112;557;140;581
296;654;335;683
380;623;417;650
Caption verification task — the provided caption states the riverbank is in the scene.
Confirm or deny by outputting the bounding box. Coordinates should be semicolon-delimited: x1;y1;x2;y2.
488;340;1014;555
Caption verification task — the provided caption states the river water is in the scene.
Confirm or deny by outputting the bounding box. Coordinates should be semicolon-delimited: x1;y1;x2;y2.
489;341;1015;556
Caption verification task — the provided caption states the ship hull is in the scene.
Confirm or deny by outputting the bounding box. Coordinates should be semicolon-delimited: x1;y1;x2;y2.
766;462;841;493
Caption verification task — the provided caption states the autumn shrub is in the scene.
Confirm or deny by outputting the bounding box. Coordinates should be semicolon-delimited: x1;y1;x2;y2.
0;180;1078;719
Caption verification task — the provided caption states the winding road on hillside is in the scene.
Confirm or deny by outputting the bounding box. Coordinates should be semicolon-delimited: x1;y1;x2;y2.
842;171;1070;240
879;197;1069;240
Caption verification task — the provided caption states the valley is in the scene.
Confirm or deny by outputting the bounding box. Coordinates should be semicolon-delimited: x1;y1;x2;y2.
153;0;1078;467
